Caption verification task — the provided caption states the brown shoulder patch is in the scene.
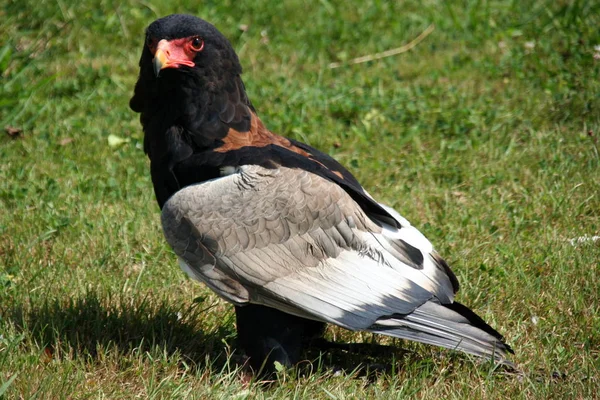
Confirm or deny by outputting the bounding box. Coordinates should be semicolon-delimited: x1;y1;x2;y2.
214;113;345;180
214;113;309;157
331;170;343;179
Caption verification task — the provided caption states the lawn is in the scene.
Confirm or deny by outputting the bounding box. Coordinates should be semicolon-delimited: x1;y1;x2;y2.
1;0;599;398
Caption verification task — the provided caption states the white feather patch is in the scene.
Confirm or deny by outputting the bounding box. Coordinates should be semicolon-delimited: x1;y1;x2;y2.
264;249;434;329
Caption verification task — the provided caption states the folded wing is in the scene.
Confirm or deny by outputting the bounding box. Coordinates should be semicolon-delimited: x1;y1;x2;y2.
161;165;512;363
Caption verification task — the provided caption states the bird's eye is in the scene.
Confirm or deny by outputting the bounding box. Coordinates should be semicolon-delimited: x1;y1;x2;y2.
147;37;158;53
190;37;204;52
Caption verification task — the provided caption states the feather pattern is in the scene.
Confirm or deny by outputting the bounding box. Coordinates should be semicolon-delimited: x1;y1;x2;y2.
132;14;513;370
161;165;512;363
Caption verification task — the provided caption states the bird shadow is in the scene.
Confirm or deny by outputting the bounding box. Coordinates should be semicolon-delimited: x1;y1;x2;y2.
3;291;512;383
5;291;236;370
5;291;402;377
301;338;416;380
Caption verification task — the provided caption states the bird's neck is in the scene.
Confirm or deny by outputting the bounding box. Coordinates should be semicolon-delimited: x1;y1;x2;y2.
140;74;252;160
140;75;255;207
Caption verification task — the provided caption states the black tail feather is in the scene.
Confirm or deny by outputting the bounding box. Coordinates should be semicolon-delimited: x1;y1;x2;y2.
444;301;513;354
368;300;514;365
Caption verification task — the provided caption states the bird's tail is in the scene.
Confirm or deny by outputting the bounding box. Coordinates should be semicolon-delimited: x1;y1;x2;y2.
367;300;514;366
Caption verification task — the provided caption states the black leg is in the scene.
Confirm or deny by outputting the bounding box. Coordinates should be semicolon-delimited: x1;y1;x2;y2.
235;304;325;374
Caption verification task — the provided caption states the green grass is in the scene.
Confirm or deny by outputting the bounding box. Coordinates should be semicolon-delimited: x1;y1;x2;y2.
1;0;599;398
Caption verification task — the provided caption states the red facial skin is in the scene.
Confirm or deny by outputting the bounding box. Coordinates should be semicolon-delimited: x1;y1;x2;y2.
151;36;204;73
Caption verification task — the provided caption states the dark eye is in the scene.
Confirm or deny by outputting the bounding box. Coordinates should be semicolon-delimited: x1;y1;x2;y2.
147;37;158;53
190;37;204;51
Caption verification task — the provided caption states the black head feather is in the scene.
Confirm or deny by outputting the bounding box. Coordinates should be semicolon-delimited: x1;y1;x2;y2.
143;14;242;76
130;15;243;112
130;15;252;161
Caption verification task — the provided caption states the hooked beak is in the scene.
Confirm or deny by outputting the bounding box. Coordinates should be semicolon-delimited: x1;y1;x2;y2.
153;48;168;77
152;39;195;78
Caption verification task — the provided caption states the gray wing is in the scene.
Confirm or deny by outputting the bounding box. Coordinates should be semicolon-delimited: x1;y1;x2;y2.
161;165;511;362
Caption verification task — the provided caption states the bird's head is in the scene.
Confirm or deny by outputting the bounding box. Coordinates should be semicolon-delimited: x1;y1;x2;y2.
129;14;243;114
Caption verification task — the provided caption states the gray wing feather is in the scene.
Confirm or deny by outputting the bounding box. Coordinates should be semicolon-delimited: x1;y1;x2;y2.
161;165;511;362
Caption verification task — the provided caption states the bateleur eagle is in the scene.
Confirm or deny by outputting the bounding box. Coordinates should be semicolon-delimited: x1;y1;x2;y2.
130;14;513;373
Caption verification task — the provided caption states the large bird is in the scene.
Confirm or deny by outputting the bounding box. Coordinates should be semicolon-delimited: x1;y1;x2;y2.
130;14;513;373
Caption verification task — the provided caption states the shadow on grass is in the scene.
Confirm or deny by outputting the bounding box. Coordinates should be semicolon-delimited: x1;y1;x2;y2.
6;291;236;369
304;338;415;380
4;292;497;381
